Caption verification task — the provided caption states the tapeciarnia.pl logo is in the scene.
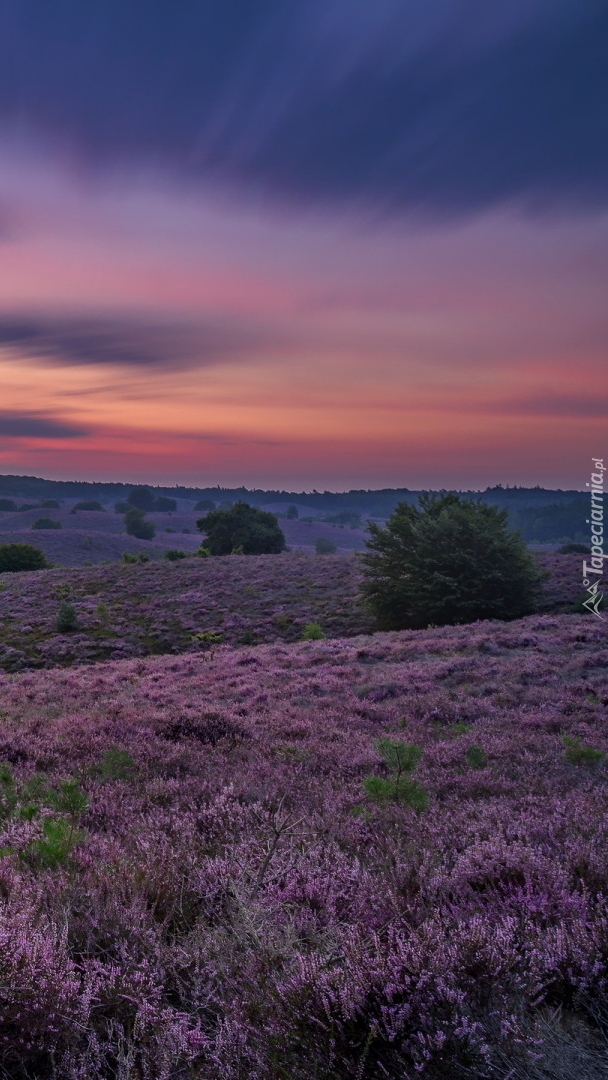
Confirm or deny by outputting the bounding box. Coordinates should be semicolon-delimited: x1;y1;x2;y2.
582;458;605;619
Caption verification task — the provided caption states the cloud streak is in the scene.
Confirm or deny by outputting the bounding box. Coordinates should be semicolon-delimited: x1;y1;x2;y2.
0;411;88;439
0;1;605;217
0;313;287;370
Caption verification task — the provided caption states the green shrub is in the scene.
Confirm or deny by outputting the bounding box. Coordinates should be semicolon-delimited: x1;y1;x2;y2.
121;551;150;564
360;493;546;630
114;501;130;513
165;549;188;561
195;498;216;512
154;496;177;512
94;746;136;782
0;770;88;868
301;621;326;640
466;745;488;770
558;542;591;554
562;735;605;766
0;542;49;572
316;537;337;554
41;499;60;509
286;505;299;519
73;500;104;511
363;738;428;812
197;501;285;555
124;506;155;540
31;517;62;530
56;599;78;632
192;630;223;644
0;498;17;511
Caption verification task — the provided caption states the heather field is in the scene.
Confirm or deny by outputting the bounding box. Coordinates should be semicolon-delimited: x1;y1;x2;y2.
0;552;582;672
0;612;607;1078
0;506;366;567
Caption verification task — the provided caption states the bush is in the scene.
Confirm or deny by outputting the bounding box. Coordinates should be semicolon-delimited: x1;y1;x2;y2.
56;599;78;632
360;493;545;630
315;537;337;554
114;501;130;513
0;498;17;511
31;517;62;530
363;738;428;812
286;505;298;519
154;496;177;512
165;549;188;561
73;500;104;511
197;501;286;556
121;551;150;564
124;507;155;540
194;498;216;512
0;543;49;572
301;622;326;640
18;503;38;511
558;542;591;554
562;735;604;766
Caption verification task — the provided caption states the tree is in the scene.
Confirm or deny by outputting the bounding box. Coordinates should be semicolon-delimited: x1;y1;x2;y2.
153;496;177;512
0;543;49;572
360;493;545;630
124;507;155;540
127;488;155;512
197;501;286;555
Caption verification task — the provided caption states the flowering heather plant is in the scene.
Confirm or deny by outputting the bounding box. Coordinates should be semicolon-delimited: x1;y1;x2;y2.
0;551;584;673
0;611;605;1075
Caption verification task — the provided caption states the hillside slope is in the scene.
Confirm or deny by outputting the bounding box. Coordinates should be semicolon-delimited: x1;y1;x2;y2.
0;612;606;1076
0;551;584;672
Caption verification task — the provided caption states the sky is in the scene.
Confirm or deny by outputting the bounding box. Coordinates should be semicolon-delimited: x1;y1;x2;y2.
0;0;606;491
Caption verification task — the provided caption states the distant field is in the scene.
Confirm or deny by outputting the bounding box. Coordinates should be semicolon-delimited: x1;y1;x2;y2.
0;505;369;566
0;551;584;672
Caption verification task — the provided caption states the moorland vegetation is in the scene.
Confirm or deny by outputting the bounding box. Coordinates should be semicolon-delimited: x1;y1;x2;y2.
0;482;603;1078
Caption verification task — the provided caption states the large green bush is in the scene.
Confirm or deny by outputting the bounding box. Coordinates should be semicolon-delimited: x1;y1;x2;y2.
197;501;286;555
0;543;49;572
360;493;545;630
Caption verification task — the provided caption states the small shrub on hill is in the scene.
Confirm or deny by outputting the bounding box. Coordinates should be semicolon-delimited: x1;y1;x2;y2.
286;505;298;518
114;501;130;513
0;498;17;511
124;506;155;540
558;542;591;554
194;498;215;512
301;621;326;640
41;499;61;508
0;542;49;572
73;500;104;511
18;503;38;511
361;492;546;629
32;517;62;530
121;551;151;564
562;735;604;766
316;536;337;554
165;549;188;561
363;738;428;811
56;599;78;632
154;496;177;511
466;745;488;770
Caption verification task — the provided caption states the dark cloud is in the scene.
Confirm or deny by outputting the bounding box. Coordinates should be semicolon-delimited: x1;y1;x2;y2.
0;411;88;439
0;1;605;216
0;313;286;370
